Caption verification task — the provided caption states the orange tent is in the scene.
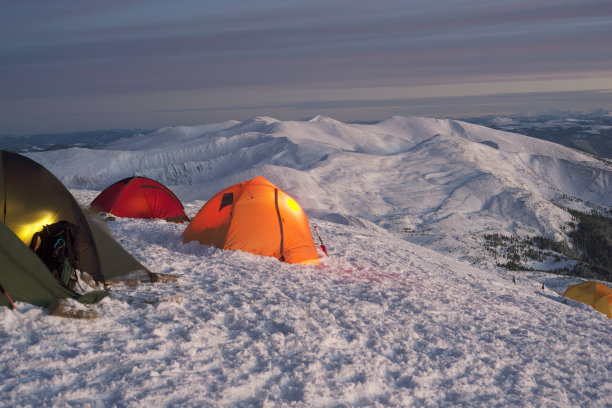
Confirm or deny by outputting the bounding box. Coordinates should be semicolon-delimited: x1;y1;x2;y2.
563;281;612;319
183;176;320;264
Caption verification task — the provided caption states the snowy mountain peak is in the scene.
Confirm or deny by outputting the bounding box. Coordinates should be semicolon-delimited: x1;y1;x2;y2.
307;114;339;123
228;116;280;132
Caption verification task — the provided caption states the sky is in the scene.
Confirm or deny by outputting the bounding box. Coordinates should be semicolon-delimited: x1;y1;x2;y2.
1;0;612;135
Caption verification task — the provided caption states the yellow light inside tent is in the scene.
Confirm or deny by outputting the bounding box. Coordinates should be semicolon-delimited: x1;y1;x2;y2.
286;198;300;212
15;212;57;244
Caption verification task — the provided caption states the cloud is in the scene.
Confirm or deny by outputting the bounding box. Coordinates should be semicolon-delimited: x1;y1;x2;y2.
1;0;611;132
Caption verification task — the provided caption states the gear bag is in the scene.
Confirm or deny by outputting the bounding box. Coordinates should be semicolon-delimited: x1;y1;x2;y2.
30;221;80;288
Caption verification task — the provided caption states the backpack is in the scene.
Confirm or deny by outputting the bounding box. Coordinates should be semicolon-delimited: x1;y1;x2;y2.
30;221;80;288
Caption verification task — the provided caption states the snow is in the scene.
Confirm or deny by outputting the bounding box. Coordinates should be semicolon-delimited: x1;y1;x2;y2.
2;116;612;407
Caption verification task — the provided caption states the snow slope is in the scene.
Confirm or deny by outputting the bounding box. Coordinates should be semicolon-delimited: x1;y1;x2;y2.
1;199;610;407
2;116;611;406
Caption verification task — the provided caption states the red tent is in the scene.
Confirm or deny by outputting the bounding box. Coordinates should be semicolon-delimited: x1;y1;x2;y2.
90;177;188;222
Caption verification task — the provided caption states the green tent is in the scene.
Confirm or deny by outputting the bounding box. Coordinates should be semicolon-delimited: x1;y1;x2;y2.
0;150;152;307
0;221;77;307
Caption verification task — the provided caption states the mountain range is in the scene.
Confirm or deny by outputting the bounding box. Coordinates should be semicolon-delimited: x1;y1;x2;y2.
24;115;612;273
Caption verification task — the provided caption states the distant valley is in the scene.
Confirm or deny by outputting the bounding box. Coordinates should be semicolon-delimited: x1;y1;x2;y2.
461;109;612;160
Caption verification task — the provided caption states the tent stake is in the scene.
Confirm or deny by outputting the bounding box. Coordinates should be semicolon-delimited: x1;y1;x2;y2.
314;226;328;256
0;283;16;310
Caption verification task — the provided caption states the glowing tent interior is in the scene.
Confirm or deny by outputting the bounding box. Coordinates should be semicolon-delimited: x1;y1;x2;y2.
0;150;152;307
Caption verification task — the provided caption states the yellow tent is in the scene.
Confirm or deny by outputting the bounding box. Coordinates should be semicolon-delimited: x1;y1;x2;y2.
563;281;612;319
183;176;320;264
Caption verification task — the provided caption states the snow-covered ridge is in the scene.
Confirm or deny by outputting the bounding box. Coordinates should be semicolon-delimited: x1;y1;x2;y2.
26;115;612;264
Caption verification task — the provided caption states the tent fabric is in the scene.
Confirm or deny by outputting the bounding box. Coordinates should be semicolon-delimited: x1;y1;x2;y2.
183;176;320;264
0;221;77;308
84;211;153;281
593;293;612;319
91;176;188;222
563;281;612;319
0;150;151;302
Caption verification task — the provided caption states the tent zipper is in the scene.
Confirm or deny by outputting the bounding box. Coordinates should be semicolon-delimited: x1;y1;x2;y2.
274;188;285;262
